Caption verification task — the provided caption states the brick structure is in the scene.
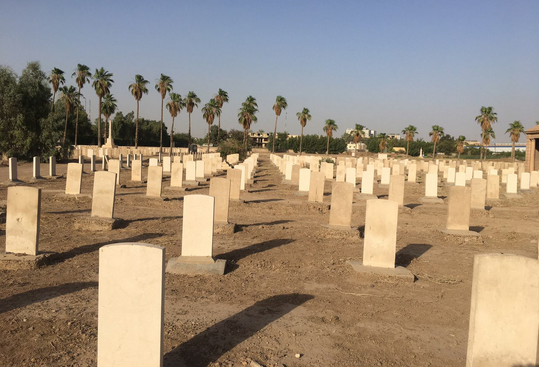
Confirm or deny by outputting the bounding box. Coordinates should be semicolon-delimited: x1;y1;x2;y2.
525;125;539;172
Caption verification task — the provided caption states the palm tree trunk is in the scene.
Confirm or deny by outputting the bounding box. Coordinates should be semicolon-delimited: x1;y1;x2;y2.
458;151;461;160
159;97;164;154
326;135;330;155
217;115;221;146
480;131;485;160
511;142;515;160
272;115;279;153
243;128;247;150
135;100;139;149
299;126;304;155
51;90;56;112
406;141;409;155
98;96;102;147
432;142;437;158
170;117;175;157
63;111;69;146
188;113;192;153
75;87;81;146
207;123;211;154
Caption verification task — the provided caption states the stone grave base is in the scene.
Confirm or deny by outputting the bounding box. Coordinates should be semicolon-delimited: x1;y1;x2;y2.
419;196;444;204
294;191;309;196
164;186;186;192
281;179;293;185
502;193;523;199
183;180;200;187
166;256;226;275
73;216;123;231
1;180;23;186
0;251;58;270
405;181;419;185
355;193;377;201
444;182;455;187
347;261;415;282
214;222;237;234
377;184;389;189
54;193;93;199
439;229;481;237
196;178;209;182
48;175;62;180
29;177;46;182
398;206;412;215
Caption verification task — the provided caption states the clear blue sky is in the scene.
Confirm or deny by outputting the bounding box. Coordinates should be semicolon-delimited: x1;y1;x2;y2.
1;0;538;142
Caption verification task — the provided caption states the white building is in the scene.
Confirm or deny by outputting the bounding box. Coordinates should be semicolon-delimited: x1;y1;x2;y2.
345;127;376;138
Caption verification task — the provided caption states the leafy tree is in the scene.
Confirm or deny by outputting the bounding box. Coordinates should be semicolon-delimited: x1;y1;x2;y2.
202;98;221;153
111;111;135;146
166;92;185;155
296;107;311;155
456;135;466;160
155;74;173;153
482;128;495;147
238;96;258;149
352;124;365;151
214;89;229;144
402;125;417;155
505;121;525;160
429;125;444;157
129;74;149;148
91;67;114;147
71;64;91;146
323;119;338;154
184;91;201;152
101;94;117;142
59;85;79;146
48;67;65;112
475;106;497;160
272;95;288;153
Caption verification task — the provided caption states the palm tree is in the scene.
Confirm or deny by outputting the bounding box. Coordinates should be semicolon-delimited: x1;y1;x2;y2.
202;99;221;153
272;96;288;153
296;108;312;155
48;68;65;112
166;93;185;156
402;125;417;156
91;68;114;147
352;124;365;152
323;119;338;155
71;64;91;146
482;128;496;158
59;86;79;146
238;96;259;149
456;135;466;160
101;94;117;143
475;106;497;160
184;91;201;152
505;121;525;160
129;74;149;148
155;74;173;154
214;89;229;145
429;125;444;158
378;133;388;152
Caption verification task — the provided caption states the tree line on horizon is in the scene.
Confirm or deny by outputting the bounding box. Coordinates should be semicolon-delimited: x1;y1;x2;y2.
0;61;535;161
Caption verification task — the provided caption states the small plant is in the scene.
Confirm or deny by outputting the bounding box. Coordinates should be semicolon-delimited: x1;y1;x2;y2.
218;138;248;161
320;157;334;164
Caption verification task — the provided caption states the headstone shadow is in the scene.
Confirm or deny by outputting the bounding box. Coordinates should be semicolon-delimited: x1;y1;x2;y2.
246;198;283;204
404;203;421;209
469;226;485;233
163;293;314;367
395;243;432;267
218;238;294;270
0;281;97;314
53;233;164;263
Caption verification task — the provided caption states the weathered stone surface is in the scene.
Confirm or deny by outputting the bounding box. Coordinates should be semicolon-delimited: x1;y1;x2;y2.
446;186;471;231
65;163;83;195
98;243;165;367
388;175;405;206
181;195;214;257
146;166;163;197
328;182;354;230
227;169;242;200
91;171;117;219
209;177;231;224
5;186;41;256
363;199;398;268
470;178;487;210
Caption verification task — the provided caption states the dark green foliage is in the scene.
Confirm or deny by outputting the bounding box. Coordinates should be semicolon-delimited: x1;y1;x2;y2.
218;139;248;160
201;125;228;146
173;133;189;148
268;134;346;154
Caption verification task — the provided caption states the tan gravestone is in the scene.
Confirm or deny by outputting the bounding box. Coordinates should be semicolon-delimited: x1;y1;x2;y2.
506;173;518;194
336;164;346;182
445;186;472;232
325;162;334;180
108;159;121;186
209;178;231;224
170;162;183;188
407;163;417;183
308;171;325;203
146;166;163;197
328;182;354;230
363;199;398;268
98;243;165;367
299;168;311;192
380;167;391;185
388;175;405;206
181;195;214;257
361;169;375;195
470;178;487;210
291;164;300;185
185;161;196;181
5;187;41;256
455;172;466;187
345;167;357;187
227;169;242;200
466;253;539;367
91;171;117;219
486;174;500;199
65;163;83;195
131;160;142;182
8;157;18;182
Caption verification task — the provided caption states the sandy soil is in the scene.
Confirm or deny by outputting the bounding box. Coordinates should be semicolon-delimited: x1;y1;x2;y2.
0;152;538;367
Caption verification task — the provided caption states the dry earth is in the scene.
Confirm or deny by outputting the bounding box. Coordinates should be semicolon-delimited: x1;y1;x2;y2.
0;152;538;367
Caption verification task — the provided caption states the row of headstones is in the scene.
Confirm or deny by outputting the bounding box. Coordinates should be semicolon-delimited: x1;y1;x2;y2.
98;202;539;366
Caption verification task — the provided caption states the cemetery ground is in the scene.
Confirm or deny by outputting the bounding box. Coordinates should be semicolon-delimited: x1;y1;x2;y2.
0;153;538;367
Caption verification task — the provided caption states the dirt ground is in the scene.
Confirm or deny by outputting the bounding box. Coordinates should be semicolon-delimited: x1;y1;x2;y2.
0;152;538;367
